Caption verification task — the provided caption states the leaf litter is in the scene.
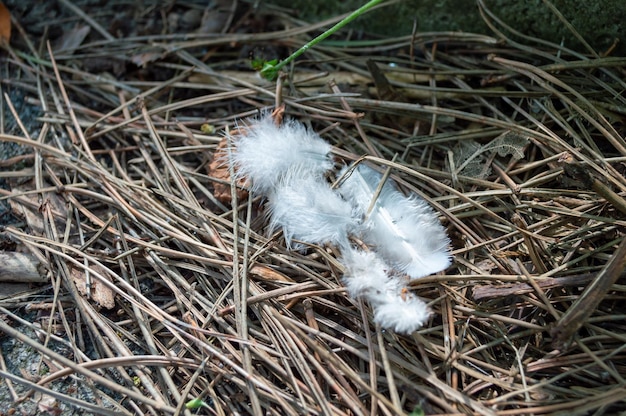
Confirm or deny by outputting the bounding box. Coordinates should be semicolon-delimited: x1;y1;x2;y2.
0;0;625;415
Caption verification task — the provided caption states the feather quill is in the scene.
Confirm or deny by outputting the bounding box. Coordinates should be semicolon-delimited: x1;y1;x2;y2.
339;164;450;279
231;114;333;194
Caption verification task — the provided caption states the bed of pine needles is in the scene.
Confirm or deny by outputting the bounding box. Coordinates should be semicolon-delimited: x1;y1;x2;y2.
1;1;626;415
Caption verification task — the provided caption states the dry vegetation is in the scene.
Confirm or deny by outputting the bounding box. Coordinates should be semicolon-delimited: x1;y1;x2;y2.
1;1;626;415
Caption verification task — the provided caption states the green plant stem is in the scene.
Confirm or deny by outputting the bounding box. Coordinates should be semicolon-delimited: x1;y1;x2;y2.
261;0;385;80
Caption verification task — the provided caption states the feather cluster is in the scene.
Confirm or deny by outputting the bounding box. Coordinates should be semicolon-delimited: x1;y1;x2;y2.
231;115;333;194
338;164;451;279
266;171;357;249
340;248;431;333
229;112;451;333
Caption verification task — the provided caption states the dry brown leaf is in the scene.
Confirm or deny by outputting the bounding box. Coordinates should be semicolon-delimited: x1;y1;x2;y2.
250;265;293;282
130;50;163;67
470;258;497;274
36;393;61;416
53;24;90;54
70;263;115;309
0;1;11;44
207;106;284;204
207;134;249;203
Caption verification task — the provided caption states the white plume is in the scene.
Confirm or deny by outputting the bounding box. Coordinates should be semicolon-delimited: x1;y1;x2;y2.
230;114;333;194
371;293;431;334
339;164;450;279
340;247;431;334
340;247;390;298
228;113;451;334
267;168;358;249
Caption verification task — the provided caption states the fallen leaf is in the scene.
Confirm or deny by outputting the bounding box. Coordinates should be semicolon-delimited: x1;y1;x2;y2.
37;393;62;416
250;265;292;282
53;24;91;54
472;258;497;274
207;135;248;203
70;263;116;309
130;50;163;67
0;1;11;44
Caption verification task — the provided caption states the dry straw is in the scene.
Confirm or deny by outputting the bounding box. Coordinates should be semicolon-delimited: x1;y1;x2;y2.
1;0;625;415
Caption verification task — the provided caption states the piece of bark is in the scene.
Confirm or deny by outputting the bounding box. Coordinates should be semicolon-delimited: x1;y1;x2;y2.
0;251;47;283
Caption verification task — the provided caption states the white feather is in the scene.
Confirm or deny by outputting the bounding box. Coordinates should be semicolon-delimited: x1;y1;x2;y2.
339;248;431;333
267;169;358;249
340;248;390;298
371;293;431;334
229;113;448;333
231;114;333;194
339;164;450;279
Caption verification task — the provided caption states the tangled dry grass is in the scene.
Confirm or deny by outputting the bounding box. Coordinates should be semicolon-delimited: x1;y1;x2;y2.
1;1;626;415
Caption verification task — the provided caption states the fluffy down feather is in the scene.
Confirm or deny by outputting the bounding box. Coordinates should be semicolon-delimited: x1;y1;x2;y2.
267;170;358;249
339;164;450;279
339;248;431;333
231;114;333;194
371;292;431;334
340;248;390;298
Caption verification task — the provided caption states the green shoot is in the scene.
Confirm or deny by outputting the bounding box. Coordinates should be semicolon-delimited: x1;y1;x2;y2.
185;397;210;410
258;0;385;80
409;405;425;416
